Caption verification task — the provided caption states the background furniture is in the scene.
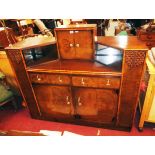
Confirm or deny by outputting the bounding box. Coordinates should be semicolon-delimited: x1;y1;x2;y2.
0;51;20;95
0;71;17;110
0;27;17;48
5;25;148;131
137;26;155;49
138;57;155;131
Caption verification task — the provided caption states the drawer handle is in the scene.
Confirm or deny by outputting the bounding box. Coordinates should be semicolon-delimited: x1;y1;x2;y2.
66;96;70;105
37;75;41;81
78;97;82;106
58;76;62;82
76;43;80;47
75;31;79;33
69;43;74;47
81;78;85;85
106;79;110;86
147;35;152;39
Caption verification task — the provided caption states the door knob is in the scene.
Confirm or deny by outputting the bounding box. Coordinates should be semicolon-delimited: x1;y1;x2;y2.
76;44;79;47
69;43;74;47
69;31;74;34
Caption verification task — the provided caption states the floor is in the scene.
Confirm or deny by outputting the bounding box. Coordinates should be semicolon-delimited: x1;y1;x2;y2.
0;106;155;136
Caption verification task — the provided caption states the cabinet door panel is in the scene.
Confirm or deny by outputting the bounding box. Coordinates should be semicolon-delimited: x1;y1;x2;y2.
74;88;118;124
74;30;94;60
96;89;118;123
56;31;75;59
33;85;74;118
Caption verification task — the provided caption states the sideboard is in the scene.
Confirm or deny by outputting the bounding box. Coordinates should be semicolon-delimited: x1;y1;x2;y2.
5;24;148;131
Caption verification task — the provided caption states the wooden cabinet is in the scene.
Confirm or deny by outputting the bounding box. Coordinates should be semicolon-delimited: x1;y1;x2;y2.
73;88;118;124
33;85;74;120
138;57;155;131
137;29;155;49
0;51;20;95
72;76;120;89
55;24;96;60
5;25;148;131
30;72;119;125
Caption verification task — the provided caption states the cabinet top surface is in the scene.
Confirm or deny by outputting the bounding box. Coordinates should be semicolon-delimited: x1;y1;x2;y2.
5;36;56;50
97;36;148;50
55;24;97;30
27;59;122;76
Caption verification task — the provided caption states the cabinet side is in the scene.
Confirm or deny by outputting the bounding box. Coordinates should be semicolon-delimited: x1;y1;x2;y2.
117;49;147;129
5;49;41;118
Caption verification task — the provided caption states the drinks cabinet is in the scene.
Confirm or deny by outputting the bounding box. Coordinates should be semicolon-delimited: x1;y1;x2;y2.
5;24;148;131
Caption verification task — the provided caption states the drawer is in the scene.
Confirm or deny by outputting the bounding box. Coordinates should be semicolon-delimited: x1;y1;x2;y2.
72;76;120;89
29;73;70;85
139;34;155;41
146;41;155;47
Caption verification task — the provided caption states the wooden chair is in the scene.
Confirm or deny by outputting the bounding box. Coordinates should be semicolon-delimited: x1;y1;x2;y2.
0;71;17;111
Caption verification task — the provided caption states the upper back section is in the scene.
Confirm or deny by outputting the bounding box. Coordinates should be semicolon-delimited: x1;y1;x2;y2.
55;24;97;60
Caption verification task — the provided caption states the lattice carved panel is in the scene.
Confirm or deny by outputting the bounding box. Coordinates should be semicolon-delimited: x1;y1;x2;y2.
125;50;146;68
7;50;22;64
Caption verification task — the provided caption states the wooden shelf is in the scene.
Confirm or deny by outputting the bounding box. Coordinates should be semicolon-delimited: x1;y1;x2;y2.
27;59;122;76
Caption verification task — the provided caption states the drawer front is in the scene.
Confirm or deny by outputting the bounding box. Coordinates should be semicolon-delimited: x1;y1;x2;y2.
139;34;155;41
72;76;120;89
29;73;70;85
146;41;155;48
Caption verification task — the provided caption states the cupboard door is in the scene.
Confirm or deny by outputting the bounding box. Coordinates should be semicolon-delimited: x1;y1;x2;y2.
74;88;118;124
56;30;75;59
74;30;94;60
33;85;74;119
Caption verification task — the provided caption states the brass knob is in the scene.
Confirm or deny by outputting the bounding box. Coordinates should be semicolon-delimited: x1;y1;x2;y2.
76;44;79;47
69;31;74;34
69;43;74;47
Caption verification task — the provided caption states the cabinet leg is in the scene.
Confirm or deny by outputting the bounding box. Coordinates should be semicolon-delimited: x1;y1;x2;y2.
138;127;143;132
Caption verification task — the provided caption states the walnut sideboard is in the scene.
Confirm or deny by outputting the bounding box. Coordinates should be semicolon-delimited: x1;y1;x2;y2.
5;25;148;131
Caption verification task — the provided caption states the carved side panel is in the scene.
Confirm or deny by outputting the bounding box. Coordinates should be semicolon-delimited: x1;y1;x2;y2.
6;49;41;118
117;50;147;128
7;50;22;64
125;50;146;68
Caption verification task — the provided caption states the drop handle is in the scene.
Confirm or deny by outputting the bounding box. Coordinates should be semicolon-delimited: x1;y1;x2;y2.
66;96;70;105
37;75;41;81
75;43;80;47
81;78;85;85
78;97;82;106
106;79;110;86
69;43;74;47
58;76;62;82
